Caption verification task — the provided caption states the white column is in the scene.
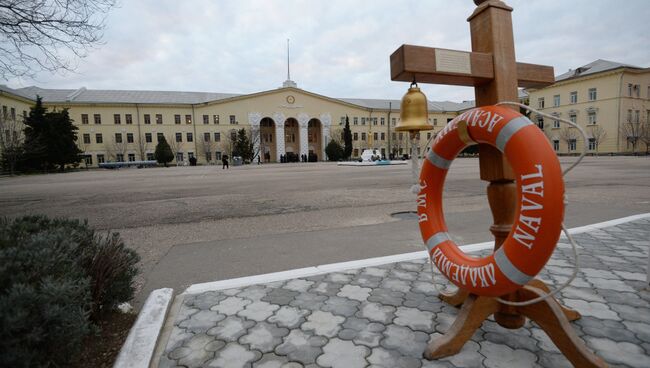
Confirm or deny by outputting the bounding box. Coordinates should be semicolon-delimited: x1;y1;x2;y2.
320;113;332;161
297;112;309;161
273;112;286;162
248;112;262;162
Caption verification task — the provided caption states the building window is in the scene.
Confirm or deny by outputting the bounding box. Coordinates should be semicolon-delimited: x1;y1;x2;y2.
588;138;596;151
97;154;105;164
427;132;431;140
214;115;219;124
588;111;597;125
216;151;222;160
204;132;210;142
433;118;438;126
391;118;396;126
81;114;89;124
380;117;385;125
147;153;155;160
361;117;366;125
373;132;378;141
94;114;101;124
570;92;577;104
175;132;182;142
145;133;152;143
203;115;209;124
127;133;134;143
399;133;404;140
185;115;192;124
116;153;124;162
187;132;193;142
115;133;122;143
83;133;90;144
353;132;358;141
568;139;576;151
588;88;597;101
553;119;560;128
381;132;385;140
553;95;560;107
353;148;359;157
553;140;559;151
392;132;396;141
569;114;577;124
628;83;633;96
353;117;358;125
114;114;121;124
634;110;640;123
229;115;236;124
126;114;133;124
156;114;163;124
340;116;345;125
537;117;544;130
205;151;212;161
215;132;221;142
175;114;181;124
537;97;544;109
361;132;366;141
128;153;135;162
373;118;378;125
157;133;164;142
144;114;151;124
176;152;184;162
635;84;640;97
96;133;103;144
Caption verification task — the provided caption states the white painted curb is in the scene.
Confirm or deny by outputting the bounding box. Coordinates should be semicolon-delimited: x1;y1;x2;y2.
113;288;173;368
183;213;650;295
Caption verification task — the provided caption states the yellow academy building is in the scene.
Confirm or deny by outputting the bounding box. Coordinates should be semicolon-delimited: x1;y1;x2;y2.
2;59;648;169
526;59;650;155
0;77;470;167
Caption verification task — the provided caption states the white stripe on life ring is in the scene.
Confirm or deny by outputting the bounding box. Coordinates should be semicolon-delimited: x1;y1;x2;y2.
495;117;531;152
426;150;452;170
494;247;533;286
426;232;451;253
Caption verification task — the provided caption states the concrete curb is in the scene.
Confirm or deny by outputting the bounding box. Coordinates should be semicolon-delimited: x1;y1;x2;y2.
113;288;173;368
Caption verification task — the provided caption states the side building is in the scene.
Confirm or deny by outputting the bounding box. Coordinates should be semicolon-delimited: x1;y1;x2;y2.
0;83;472;167
526;59;650;155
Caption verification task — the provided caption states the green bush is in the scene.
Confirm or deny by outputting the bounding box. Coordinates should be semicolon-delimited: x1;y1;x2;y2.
0;216;140;367
325;140;345;161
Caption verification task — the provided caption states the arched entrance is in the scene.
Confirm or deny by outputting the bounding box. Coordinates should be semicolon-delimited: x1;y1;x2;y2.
260;117;276;162
307;118;322;162
284;118;299;162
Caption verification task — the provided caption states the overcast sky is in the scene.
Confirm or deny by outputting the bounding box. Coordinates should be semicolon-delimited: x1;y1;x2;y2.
6;0;650;103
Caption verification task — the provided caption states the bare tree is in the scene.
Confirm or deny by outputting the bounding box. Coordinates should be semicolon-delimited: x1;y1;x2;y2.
639;121;650;155
588;125;607;156
620;122;642;155
559;127;580;153
248;125;261;162
198;136;215;163
0;113;24;175
0;0;117;79
105;139;127;162
136;136;149;161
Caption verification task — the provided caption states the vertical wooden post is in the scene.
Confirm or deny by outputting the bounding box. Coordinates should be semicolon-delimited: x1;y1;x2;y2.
468;0;523;328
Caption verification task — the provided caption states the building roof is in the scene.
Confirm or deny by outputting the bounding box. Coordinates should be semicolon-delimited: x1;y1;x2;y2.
3;85;475;112
555;59;643;82
12;86;241;105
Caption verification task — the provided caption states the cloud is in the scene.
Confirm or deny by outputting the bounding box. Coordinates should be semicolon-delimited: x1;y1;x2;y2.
5;0;649;103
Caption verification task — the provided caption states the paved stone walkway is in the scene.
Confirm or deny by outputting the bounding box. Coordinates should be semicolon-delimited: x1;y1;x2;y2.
157;218;650;367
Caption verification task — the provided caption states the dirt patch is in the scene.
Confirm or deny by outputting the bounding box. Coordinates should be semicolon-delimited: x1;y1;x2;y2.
71;312;137;368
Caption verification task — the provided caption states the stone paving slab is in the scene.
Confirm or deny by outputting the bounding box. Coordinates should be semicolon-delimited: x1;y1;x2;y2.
155;218;650;367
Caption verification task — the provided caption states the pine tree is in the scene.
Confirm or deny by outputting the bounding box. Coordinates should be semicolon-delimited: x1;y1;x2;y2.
343;115;353;159
154;136;174;167
233;128;253;162
22;97;82;171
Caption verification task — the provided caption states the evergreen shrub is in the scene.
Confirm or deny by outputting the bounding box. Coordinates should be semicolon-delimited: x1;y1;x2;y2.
0;216;140;367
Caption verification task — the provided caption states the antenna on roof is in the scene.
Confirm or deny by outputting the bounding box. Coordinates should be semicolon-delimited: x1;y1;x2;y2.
282;38;297;88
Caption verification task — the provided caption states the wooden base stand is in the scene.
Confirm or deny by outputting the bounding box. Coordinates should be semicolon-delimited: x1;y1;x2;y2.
426;279;607;367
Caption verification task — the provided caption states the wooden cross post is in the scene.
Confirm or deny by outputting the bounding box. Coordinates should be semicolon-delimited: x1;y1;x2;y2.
390;1;606;367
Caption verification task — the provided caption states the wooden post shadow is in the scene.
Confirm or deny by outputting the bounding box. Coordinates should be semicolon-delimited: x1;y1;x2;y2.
390;1;606;367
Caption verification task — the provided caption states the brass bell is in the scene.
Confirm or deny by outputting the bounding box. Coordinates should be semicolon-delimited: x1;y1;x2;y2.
396;81;432;132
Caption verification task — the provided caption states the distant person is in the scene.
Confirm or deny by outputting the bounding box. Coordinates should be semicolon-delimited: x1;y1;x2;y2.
222;155;229;169
189;156;197;166
257;155;261;165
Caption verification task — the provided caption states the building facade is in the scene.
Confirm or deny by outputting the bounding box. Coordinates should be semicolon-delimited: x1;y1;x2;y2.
1;83;470;167
526;60;650;155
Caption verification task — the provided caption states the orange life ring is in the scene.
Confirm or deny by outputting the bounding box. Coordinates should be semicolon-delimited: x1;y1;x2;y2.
418;105;564;297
